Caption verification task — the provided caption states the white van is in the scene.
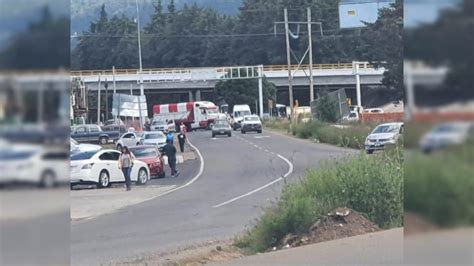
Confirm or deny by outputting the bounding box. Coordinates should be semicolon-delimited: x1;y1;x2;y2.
232;104;251;130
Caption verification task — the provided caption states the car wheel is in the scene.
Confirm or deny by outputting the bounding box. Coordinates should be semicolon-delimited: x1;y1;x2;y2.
99;137;108;145
366;150;374;154
241;130;246;134
257;130;262;134
97;170;110;188
228;132;231;137
116;144;122;151
136;168;148;185
40;170;56;188
70;184;75;190
212;133;215;138
208;122;214;130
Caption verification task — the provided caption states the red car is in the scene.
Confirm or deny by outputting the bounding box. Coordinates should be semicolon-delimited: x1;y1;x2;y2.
129;145;165;178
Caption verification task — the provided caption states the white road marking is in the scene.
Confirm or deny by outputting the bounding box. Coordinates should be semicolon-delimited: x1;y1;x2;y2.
153;137;205;199
254;136;271;139
213;153;294;208
264;149;269;153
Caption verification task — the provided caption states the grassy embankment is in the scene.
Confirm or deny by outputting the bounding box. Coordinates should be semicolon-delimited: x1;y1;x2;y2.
235;141;404;253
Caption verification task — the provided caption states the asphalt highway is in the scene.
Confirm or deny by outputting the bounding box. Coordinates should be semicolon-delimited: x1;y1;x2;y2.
71;130;355;265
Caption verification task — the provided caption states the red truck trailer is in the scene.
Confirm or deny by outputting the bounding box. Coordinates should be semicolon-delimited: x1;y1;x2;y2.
152;101;221;131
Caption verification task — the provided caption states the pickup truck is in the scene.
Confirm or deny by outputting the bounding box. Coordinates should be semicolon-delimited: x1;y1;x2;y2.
71;124;121;145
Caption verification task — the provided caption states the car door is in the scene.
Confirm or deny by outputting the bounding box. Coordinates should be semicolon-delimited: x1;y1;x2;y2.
107;151;123;182
74;126;87;142
98;152;121;182
121;133;136;147
89;125;101;142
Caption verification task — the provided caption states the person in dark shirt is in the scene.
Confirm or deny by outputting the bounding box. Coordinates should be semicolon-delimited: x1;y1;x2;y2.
162;139;179;177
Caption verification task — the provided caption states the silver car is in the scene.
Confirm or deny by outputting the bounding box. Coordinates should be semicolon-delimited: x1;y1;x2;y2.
212;119;232;137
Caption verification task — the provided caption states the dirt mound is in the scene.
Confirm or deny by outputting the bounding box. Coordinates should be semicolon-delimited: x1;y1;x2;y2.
279;208;380;250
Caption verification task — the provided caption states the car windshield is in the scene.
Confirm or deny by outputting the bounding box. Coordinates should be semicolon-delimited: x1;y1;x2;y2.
130;148;157;158
207;109;218;114
152;120;166;125
71;151;97;161
244;116;260;122
0;150;38;160
349;113;357;118
433;124;463;133
71;138;79;145
145;133;165;139
236;111;251;117
215;120;229;127
372;125;400;134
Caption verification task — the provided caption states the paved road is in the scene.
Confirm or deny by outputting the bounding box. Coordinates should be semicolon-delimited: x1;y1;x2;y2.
71;130;354;265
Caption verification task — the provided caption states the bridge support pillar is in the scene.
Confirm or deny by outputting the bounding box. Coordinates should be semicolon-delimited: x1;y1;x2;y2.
188;91;194;101
195;90;201;101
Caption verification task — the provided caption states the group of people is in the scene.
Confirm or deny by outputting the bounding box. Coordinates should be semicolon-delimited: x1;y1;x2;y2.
118;121;188;191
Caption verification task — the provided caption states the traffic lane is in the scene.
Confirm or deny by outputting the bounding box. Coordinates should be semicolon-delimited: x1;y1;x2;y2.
238;130;357;178
71;131;289;265
189;131;288;205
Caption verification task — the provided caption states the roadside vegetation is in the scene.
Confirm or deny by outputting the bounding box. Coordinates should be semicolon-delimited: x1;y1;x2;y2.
235;149;403;254
405;140;474;227
264;119;373;150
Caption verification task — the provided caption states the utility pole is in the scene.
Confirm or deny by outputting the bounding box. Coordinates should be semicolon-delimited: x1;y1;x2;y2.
136;0;144;130
307;8;314;102
284;8;294;119
112;66;116;94
258;65;264;118
275;9;322;120
105;79;109;122
354;62;362;112
97;74;101;125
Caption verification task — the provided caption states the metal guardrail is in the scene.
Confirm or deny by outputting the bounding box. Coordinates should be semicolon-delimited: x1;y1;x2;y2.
70;63;371;77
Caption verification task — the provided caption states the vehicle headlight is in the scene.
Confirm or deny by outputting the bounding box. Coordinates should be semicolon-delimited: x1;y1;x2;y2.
82;163;94;169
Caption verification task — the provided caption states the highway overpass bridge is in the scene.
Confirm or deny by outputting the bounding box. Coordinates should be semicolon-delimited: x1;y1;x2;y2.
71;63;385;106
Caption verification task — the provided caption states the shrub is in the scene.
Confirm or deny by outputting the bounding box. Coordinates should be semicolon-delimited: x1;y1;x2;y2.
314;95;338;123
405;143;474;227
235;151;403;253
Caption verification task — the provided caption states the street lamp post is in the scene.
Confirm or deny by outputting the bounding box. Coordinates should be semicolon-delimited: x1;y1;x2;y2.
135;0;145;129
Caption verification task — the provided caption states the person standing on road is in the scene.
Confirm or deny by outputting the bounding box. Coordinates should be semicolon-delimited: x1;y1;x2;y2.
162;139;179;177
118;146;135;191
178;130;186;153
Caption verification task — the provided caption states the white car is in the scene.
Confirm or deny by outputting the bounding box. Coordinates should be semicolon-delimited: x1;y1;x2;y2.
70;149;150;188
342;111;360;122
70;138;101;155
140;131;167;148
241;115;263;134
151;119;175;132
0;145;69;187
419;122;473;153
365;122;404;154
116;132;142;150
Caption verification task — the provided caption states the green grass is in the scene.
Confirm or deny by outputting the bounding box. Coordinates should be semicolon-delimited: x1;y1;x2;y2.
235;150;403;253
405;141;474;227
265;119;373;149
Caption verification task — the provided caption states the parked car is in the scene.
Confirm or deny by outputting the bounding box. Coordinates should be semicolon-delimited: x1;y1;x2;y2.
140;131;167;149
365;122;403;154
0;145;69;187
70;149;150;188
241;115;263;134
342;111;360;122
129;145;165;178
115;132;142;151
70;124;120;145
212;119;232;138
419;122;474;153
70;138;101;155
